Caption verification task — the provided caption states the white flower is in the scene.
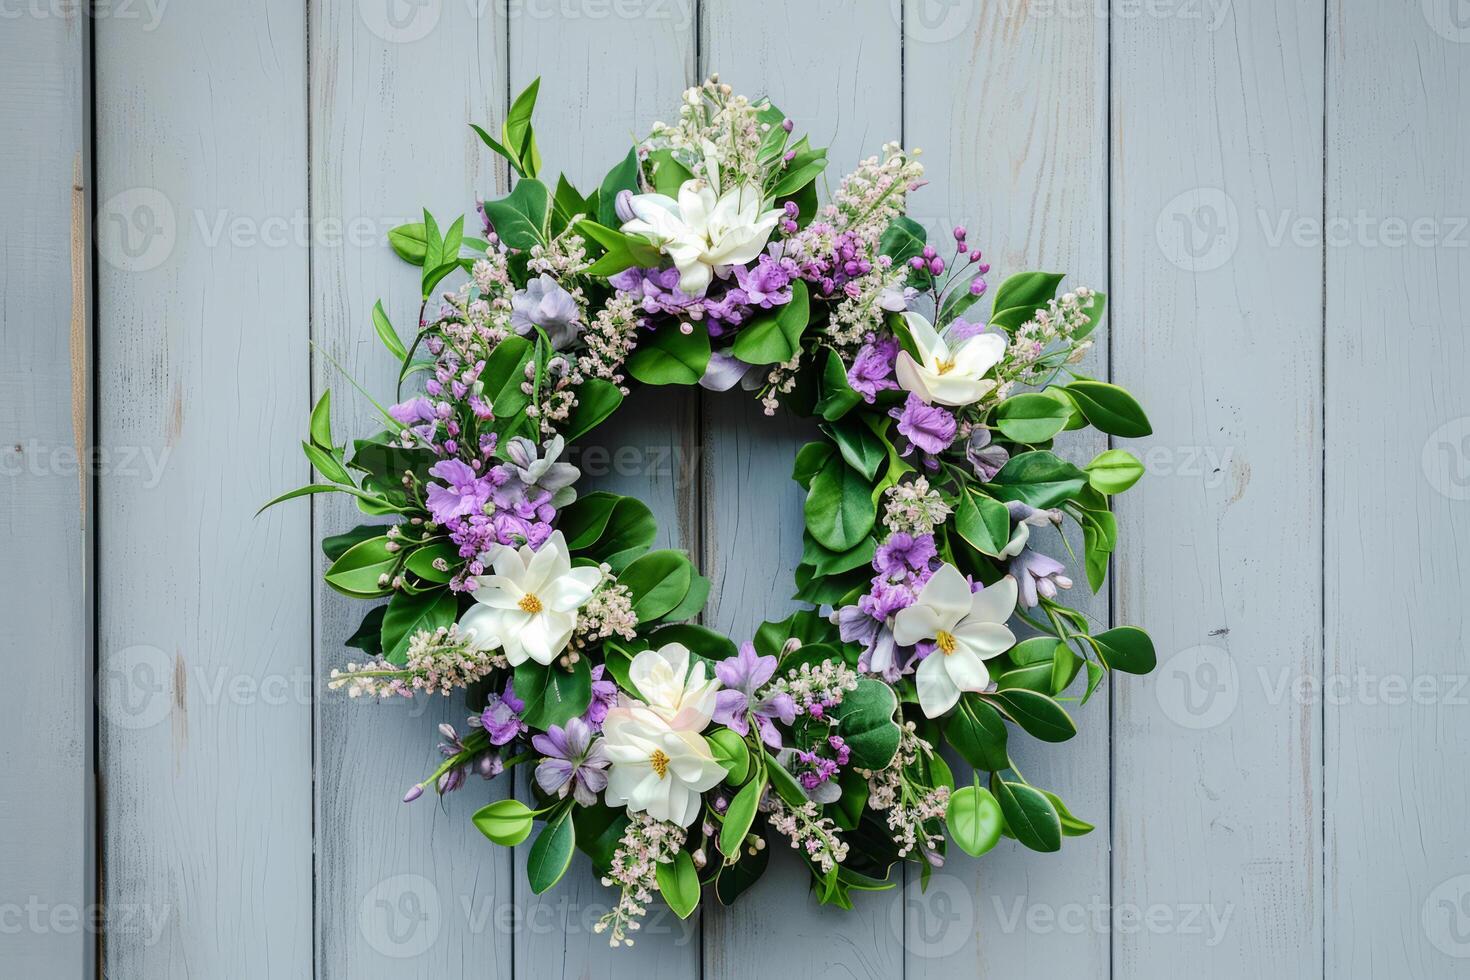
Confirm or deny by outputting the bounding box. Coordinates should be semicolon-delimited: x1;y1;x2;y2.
626;643;721;732
601;703;726;827
620;178;783;297
892;566;1018;718
893;312;1007;407
457;531;601;667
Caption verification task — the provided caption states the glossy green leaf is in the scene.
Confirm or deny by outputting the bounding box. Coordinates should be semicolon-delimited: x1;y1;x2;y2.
947;784;1005;857
988;451;1088;509
483;178;550;250
994;392;1071;444
1064;381;1153;438
985;689;1077;743
953;486;1012;558
804;460;877;552
656;850;701;918
515;657;592;730
943;695;1010;771
708;728;751;785
991;776;1062;853
1085;448;1145;494
1092;626;1157;674
381;588;457;666
731;280;810;365
473;799;535;846
627;320;711;386
323;536;395;597
618;549;696;622
527;810;576;894
719;776;765;858
597;147;642;227
832;678;901;770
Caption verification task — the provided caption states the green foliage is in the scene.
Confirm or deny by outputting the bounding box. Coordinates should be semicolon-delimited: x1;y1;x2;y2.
473;799;536;846
514;658;592;730
627;320;711;386
731;280;810;365
947;783;1005;857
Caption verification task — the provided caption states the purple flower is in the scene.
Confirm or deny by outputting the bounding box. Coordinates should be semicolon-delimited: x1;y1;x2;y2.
1009;548;1074;607
388;396;436;425
891;394;957;456
713;643;797;749
967;427;1010;481
425;459;492;523
946;317;988;342
874;532;937;577
511;274;583;349
847;337;899;403
732;252;798;309
477;679;527;746
584;664;618;728
531;717;610;806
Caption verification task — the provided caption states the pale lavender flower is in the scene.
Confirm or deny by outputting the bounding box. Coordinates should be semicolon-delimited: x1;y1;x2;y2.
584;664;618;728
1009;548;1074;607
891;393;957;455
425;459;492;523
713;643;797;749
847;337;899;403
874;532;937;577
967;427;1010;481
476;679;527;746
532;717;610;806
511;273;583;348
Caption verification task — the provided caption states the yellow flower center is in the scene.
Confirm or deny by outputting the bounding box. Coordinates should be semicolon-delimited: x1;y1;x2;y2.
518;593;544;614
649;749;670;779
935;357;958;375
936;630;958;655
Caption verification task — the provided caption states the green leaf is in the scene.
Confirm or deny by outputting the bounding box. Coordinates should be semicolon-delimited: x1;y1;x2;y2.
990;272;1064;322
656;850;701;918
257;483;400;517
345;605;386;657
1064;381;1153;438
1073;290;1107;340
380;588;457;666
471;123;518;177
943;695;1010;771
802;532;876;577
994;392;1071;444
302;441;352;486
597;147;642;227
646;148;693;197
822;416;886;481
323;536;395;597
953;486;1012;558
947;784;1005;857
473;799;535;846
618;550;696;622
1042;790;1095;837
560;494;656;572
985;689;1077;743
991;776;1062;853
988;450;1088;509
483;178;550;250
708;728;751;784
731;280;810;365
504;78;542;175
832;678;901;770
769;144;828;199
1010;636;1065;666
719;776;765;858
804;460;878;552
792;442;835;491
371;301;409;362
323;524;383;563
765;754;808;808
577;219;663;277
1050;642;1083;695
515;657;593;730
573;803;629;873
481;335;534;419
879;216;927;264
404;542;459;584
527;810;576;894
309;389;333;450
550;174;588;234
388;222;428;265
563;378;624;442
1085;448;1145;494
815;348;862;420
1091;626;1157;674
627;320;711;386
649;624;740;662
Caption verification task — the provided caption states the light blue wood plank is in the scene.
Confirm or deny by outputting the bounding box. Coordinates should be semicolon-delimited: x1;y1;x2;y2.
902;2;1111;975
0;9;93;979
308;2;514;977
506;4;703;975
1111;1;1324;977
1325;3;1470;975
699;3;906;977
95;1;314;975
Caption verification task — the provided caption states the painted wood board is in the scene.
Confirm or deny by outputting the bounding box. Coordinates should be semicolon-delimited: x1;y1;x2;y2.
0;9;94;979
1110;0;1325;976
94;2;314;976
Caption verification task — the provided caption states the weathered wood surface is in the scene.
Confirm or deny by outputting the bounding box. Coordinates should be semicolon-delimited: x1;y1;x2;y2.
69;1;1470;977
95;1;314;977
0;9;93;980
1111;0;1325;977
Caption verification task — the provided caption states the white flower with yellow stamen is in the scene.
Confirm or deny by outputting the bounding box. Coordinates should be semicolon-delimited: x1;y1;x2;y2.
600;702;726;827
893;311;1007;407
626;642;721;732
457;531;601;667
892;565;1018;718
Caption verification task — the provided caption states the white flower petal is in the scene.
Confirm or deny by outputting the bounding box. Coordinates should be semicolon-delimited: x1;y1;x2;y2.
543;565;602;612
916;564;975;625
967;575;1019;625
456;605;502;652
902;311;948;362
894;351;935;403
952;621;1017;661
915;649;961;718
951;332;1006;377
892;601;944;647
940;647;993;693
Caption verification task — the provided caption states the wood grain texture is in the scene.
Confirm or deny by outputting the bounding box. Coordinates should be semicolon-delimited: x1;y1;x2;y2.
309;2;513;977
1111;0;1324;977
902;0;1112;974
506;3;702;975
95;1;314;976
699;3;906;977
1325;3;1470;975
0;10;93;979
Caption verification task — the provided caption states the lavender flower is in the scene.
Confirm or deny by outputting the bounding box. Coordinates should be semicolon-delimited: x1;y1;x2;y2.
966;427;1010;481
874;532;937;577
504;434;580;500
476;678;527;746
712;643;797;748
846;337;899;403
1009;548;1074;607
511;273;583;348
584;663;619;728
425;459;492;523
891;393;957;456
532;717;610;806
731;251;798;309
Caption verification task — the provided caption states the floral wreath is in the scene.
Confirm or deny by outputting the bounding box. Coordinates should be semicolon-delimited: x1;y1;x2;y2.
265;77;1156;945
